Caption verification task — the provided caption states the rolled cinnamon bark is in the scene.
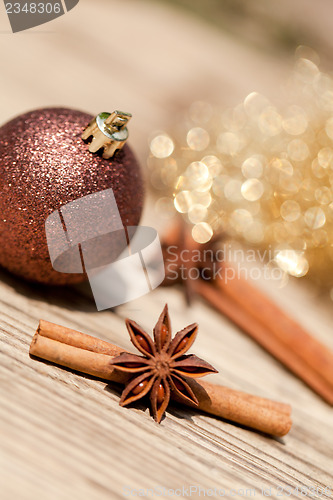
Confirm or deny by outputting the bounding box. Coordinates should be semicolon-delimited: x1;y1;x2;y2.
36;319;123;357
218;263;333;389
182;380;292;437
195;280;333;405
30;320;292;437
161;222;333;405
30;334;127;383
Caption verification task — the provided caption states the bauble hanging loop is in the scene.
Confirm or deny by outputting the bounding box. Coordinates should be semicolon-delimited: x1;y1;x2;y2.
82;110;132;159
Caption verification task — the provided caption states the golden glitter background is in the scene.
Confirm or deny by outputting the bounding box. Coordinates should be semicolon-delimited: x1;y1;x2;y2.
148;53;333;290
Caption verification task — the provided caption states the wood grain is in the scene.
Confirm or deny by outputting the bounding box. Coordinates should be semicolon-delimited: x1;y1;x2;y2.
0;1;333;498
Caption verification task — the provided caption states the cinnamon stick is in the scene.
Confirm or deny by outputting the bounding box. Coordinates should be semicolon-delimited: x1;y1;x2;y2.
183;380;292;437
162;221;333;405
218;263;333;388
196;280;333;405
30;320;292;437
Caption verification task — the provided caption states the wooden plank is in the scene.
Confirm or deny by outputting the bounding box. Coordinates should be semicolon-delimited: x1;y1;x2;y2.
0;268;332;498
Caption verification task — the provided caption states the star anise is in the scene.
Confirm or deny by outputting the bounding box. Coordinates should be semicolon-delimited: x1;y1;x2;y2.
110;304;218;423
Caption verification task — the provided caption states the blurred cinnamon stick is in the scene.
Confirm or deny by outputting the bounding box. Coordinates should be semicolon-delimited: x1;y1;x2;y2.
30;320;292;437
216;264;333;389
162;222;333;405
196;280;333;404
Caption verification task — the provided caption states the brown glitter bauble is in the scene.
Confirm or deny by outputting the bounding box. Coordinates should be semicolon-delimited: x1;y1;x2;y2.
0;108;144;285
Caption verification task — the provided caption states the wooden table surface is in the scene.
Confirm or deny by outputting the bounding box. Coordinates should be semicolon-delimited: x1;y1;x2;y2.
0;1;332;498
